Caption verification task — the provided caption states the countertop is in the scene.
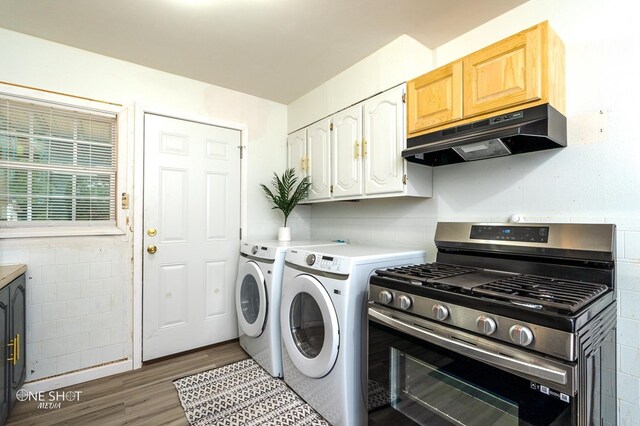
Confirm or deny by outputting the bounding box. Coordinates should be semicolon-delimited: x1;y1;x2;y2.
0;264;27;290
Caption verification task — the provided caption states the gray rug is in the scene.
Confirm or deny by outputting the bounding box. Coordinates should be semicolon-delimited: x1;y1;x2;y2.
173;358;330;426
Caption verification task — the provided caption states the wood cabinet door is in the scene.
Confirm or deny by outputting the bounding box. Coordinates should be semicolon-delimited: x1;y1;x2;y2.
306;118;332;201
364;86;405;195
287;128;307;182
407;61;463;134
332;104;363;199
463;25;542;117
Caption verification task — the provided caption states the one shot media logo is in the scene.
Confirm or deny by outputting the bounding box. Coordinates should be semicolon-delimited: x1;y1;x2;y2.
16;389;82;410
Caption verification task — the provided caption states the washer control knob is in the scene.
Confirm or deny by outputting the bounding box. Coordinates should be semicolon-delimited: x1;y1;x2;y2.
378;290;393;305
476;316;497;335
305;254;316;266
397;295;412;310
432;304;449;321
251;245;259;255
509;325;534;346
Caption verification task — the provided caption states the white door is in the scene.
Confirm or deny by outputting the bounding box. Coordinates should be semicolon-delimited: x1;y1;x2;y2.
235;260;267;338
287;128;307;183
280;274;339;378
332;104;363;199
364;86;406;195
307;118;332;201
143;113;241;361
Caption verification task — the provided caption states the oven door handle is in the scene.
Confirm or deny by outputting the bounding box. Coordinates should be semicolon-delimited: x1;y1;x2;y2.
369;307;569;386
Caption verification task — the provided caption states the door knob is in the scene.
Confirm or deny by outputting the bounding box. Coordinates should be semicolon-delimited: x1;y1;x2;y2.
147;227;157;237
147;245;157;254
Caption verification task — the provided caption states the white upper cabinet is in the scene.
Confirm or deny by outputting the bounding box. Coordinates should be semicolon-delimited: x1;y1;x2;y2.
306;118;332;201
363;86;405;195
287;128;307;183
332;104;363;199
287;85;432;204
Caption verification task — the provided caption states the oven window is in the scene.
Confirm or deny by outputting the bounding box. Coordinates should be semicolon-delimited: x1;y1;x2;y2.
368;321;573;426
240;274;260;324
290;292;324;358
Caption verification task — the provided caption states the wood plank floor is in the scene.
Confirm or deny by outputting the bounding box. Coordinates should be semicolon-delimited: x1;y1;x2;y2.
7;341;248;425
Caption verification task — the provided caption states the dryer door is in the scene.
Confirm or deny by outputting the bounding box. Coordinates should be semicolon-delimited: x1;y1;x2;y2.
235;260;267;338
281;274;339;378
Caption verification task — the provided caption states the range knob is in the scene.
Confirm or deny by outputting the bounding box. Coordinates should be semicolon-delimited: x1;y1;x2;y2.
251;245;259;255
378;290;393;305
305;254;316;266
432;304;449;321
397;295;412;310
476;316;497;335
509;325;534;346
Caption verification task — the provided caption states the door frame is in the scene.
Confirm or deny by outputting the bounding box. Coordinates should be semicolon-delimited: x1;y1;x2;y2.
132;104;248;369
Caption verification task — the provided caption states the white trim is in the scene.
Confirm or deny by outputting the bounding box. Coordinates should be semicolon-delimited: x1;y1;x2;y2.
0;225;125;239
132;104;248;369
20;360;133;393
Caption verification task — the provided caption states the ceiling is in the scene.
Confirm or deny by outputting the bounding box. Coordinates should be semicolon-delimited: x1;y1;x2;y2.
0;0;526;104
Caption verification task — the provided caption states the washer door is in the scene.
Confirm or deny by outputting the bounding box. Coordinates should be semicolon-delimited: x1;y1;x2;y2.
281;274;339;378
235;260;267;338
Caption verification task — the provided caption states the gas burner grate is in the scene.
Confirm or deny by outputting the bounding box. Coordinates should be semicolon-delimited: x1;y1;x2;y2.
375;263;478;284
472;275;609;313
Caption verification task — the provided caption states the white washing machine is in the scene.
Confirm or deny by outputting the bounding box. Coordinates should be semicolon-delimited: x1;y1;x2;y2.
235;240;343;377
280;244;425;426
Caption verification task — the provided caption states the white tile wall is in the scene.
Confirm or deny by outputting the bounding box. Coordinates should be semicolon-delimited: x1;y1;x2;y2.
0;237;132;381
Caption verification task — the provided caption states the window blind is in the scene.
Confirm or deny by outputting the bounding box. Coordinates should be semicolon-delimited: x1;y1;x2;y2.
0;96;117;224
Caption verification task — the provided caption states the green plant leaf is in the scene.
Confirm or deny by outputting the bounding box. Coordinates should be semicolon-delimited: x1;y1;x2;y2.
260;168;310;227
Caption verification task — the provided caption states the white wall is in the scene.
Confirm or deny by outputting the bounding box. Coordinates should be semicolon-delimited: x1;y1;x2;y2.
293;0;640;423
0;28;289;381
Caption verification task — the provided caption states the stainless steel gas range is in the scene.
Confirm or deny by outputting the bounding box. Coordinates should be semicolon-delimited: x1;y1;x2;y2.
367;222;617;426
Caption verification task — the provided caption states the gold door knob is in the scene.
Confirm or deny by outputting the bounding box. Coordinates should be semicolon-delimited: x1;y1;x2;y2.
147;227;157;237
147;245;157;254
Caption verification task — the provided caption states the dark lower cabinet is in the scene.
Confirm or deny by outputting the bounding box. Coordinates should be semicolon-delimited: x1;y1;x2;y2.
1;274;26;425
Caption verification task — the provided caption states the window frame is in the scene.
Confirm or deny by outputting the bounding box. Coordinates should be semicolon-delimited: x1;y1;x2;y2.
0;83;128;239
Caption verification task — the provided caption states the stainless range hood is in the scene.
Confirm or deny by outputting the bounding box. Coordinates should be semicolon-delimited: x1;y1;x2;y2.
403;104;567;166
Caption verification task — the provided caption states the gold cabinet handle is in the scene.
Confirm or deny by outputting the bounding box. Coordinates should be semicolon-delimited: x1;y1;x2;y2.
354;141;360;159
147;227;157;237
306;157;310;171
147;245;157;254
7;336;16;365
363;139;368;158
16;333;19;363
300;157;306;172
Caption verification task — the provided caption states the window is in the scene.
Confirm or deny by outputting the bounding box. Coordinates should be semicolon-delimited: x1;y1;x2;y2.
0;96;117;226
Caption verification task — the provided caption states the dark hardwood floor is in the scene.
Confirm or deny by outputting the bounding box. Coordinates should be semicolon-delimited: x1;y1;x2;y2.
7;341;248;425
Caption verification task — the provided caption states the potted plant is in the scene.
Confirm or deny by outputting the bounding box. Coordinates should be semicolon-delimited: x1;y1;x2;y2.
260;168;311;241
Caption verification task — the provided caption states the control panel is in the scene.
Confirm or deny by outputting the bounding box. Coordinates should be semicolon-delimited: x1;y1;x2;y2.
240;243;277;260
287;249;349;274
470;225;549;243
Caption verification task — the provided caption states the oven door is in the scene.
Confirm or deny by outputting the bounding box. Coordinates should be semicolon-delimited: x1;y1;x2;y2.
368;305;577;426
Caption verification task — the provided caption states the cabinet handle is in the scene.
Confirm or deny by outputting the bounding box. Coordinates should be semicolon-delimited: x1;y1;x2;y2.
7;336;16;365
354;141;360;159
300;157;305;172
16;333;19;362
306;157;310;171
363;139;368;158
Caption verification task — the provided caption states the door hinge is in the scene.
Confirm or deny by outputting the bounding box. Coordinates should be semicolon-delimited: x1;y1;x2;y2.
330;184;334;194
402;93;406;103
329;122;334;131
402;174;408;185
239;227;242;240
238;145;246;159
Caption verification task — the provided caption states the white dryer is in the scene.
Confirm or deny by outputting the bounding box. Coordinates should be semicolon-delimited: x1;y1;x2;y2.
280;244;425;426
235;240;343;377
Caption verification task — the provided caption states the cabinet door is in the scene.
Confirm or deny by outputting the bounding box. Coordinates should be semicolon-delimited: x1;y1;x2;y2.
9;276;25;409
0;287;8;424
407;61;463;134
332;104;363;199
307;118;332;201
463;25;542;117
287;128;307;182
364;86;405;195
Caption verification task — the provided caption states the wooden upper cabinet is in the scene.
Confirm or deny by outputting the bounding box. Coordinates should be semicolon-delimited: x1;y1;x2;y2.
407;21;565;136
407;61;462;134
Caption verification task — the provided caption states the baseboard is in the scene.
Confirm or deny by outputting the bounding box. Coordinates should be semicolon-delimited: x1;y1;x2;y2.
21;359;133;393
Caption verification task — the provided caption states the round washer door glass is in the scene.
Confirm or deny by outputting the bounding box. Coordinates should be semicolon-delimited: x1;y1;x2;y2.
281;274;339;378
235;261;267;338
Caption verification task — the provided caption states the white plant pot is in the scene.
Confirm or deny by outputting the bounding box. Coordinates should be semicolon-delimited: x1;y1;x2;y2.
278;227;291;242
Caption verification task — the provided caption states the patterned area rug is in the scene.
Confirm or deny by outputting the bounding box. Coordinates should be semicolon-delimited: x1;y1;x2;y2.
173;358;330;426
